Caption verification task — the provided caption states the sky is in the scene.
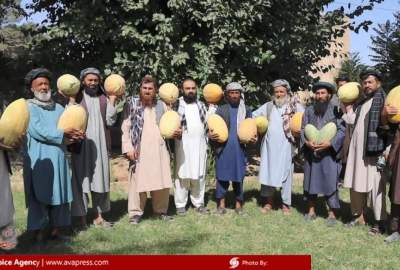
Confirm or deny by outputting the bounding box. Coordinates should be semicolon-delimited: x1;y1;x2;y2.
327;0;399;65
20;0;399;66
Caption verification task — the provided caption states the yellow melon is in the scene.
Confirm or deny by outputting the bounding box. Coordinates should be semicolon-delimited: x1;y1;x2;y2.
238;118;257;143
57;74;80;97
207;114;228;143
159;83;179;104
57;104;88;132
203;83;223;104
385;85;400;123
0;99;29;148
255;116;268;134
159;110;180;139
104;74;126;96
337;82;360;103
290;112;304;136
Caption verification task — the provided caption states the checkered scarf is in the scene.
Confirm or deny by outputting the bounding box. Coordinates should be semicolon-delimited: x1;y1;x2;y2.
128;97;145;153
175;97;207;131
355;88;386;153
282;95;298;144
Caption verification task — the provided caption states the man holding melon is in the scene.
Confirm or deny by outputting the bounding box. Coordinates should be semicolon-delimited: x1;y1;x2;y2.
121;75;173;224
0;106;25;250
68;67;118;229
301;81;345;226
23;68;84;245
343;69;388;235
253;79;304;215
382;97;400;242
208;82;256;215
173;78;209;215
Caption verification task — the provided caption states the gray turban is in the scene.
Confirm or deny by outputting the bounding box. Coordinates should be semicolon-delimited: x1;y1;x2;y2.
271;79;291;92
24;68;52;90
80;67;101;80
225;82;244;92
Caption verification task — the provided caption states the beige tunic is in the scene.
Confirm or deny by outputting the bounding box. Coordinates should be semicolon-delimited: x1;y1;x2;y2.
344;99;380;192
134;107;172;192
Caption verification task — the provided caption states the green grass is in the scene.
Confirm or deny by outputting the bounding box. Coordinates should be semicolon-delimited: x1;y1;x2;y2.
8;179;400;269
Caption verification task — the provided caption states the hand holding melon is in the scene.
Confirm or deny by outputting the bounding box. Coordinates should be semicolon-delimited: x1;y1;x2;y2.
207;114;228;143
238;118;258;144
104;74;126;97
159;111;181;139
337;82;360;103
57;104;88;144
57;74;81;97
304;122;337;144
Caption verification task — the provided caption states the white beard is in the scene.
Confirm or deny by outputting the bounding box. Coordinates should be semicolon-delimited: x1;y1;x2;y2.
34;90;52;102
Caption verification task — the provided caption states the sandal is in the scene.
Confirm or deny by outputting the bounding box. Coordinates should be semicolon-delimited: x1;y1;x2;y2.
93;219;114;228
282;205;291;215
0;225;17;251
261;204;272;214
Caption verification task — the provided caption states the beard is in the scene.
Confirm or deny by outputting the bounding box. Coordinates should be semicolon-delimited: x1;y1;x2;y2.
183;92;197;103
272;96;288;107
140;92;156;106
84;85;100;96
313;100;329;115
34;90;52;102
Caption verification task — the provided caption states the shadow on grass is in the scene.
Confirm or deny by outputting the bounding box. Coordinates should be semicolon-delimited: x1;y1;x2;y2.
91;233;212;254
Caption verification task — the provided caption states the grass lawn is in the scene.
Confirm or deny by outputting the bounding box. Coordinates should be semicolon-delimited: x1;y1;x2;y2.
6;173;399;270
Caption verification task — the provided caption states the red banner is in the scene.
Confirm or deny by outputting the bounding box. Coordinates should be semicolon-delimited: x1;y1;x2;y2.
0;255;311;270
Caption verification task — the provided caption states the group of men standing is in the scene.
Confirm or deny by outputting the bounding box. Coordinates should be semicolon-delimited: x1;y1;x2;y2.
1;66;400;250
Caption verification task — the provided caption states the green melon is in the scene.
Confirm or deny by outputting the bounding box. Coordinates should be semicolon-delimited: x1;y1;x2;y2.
304;122;337;144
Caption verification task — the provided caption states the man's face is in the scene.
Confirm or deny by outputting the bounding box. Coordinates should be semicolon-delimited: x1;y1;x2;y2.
83;74;100;89
140;82;156;101
31;77;51;102
226;90;241;105
273;86;288;98
31;77;50;93
337;80;348;88
182;80;197;99
314;88;331;103
362;75;381;95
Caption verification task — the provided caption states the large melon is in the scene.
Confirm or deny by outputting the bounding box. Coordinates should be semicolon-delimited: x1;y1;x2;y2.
0;99;29;149
290;112;304;136
203;83;223;104
255;116;268;135
104;74;126;96
57;74;80;97
337;82;360;103
304;122;337;144
159;83;179;104
159;110;180;139
319;122;337;143
385;85;400;123
304;124;319;143
207;114;228;143
238;118;257;143
57;104;88;132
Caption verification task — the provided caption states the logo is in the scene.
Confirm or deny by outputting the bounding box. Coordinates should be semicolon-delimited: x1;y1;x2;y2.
229;257;240;269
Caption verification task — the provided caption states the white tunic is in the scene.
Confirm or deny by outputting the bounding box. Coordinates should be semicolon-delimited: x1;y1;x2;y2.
175;103;207;180
344;99;380;192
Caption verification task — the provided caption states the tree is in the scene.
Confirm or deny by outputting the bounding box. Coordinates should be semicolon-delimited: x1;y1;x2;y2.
337;52;368;82
0;0;30;103
370;11;400;90
26;0;384;107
